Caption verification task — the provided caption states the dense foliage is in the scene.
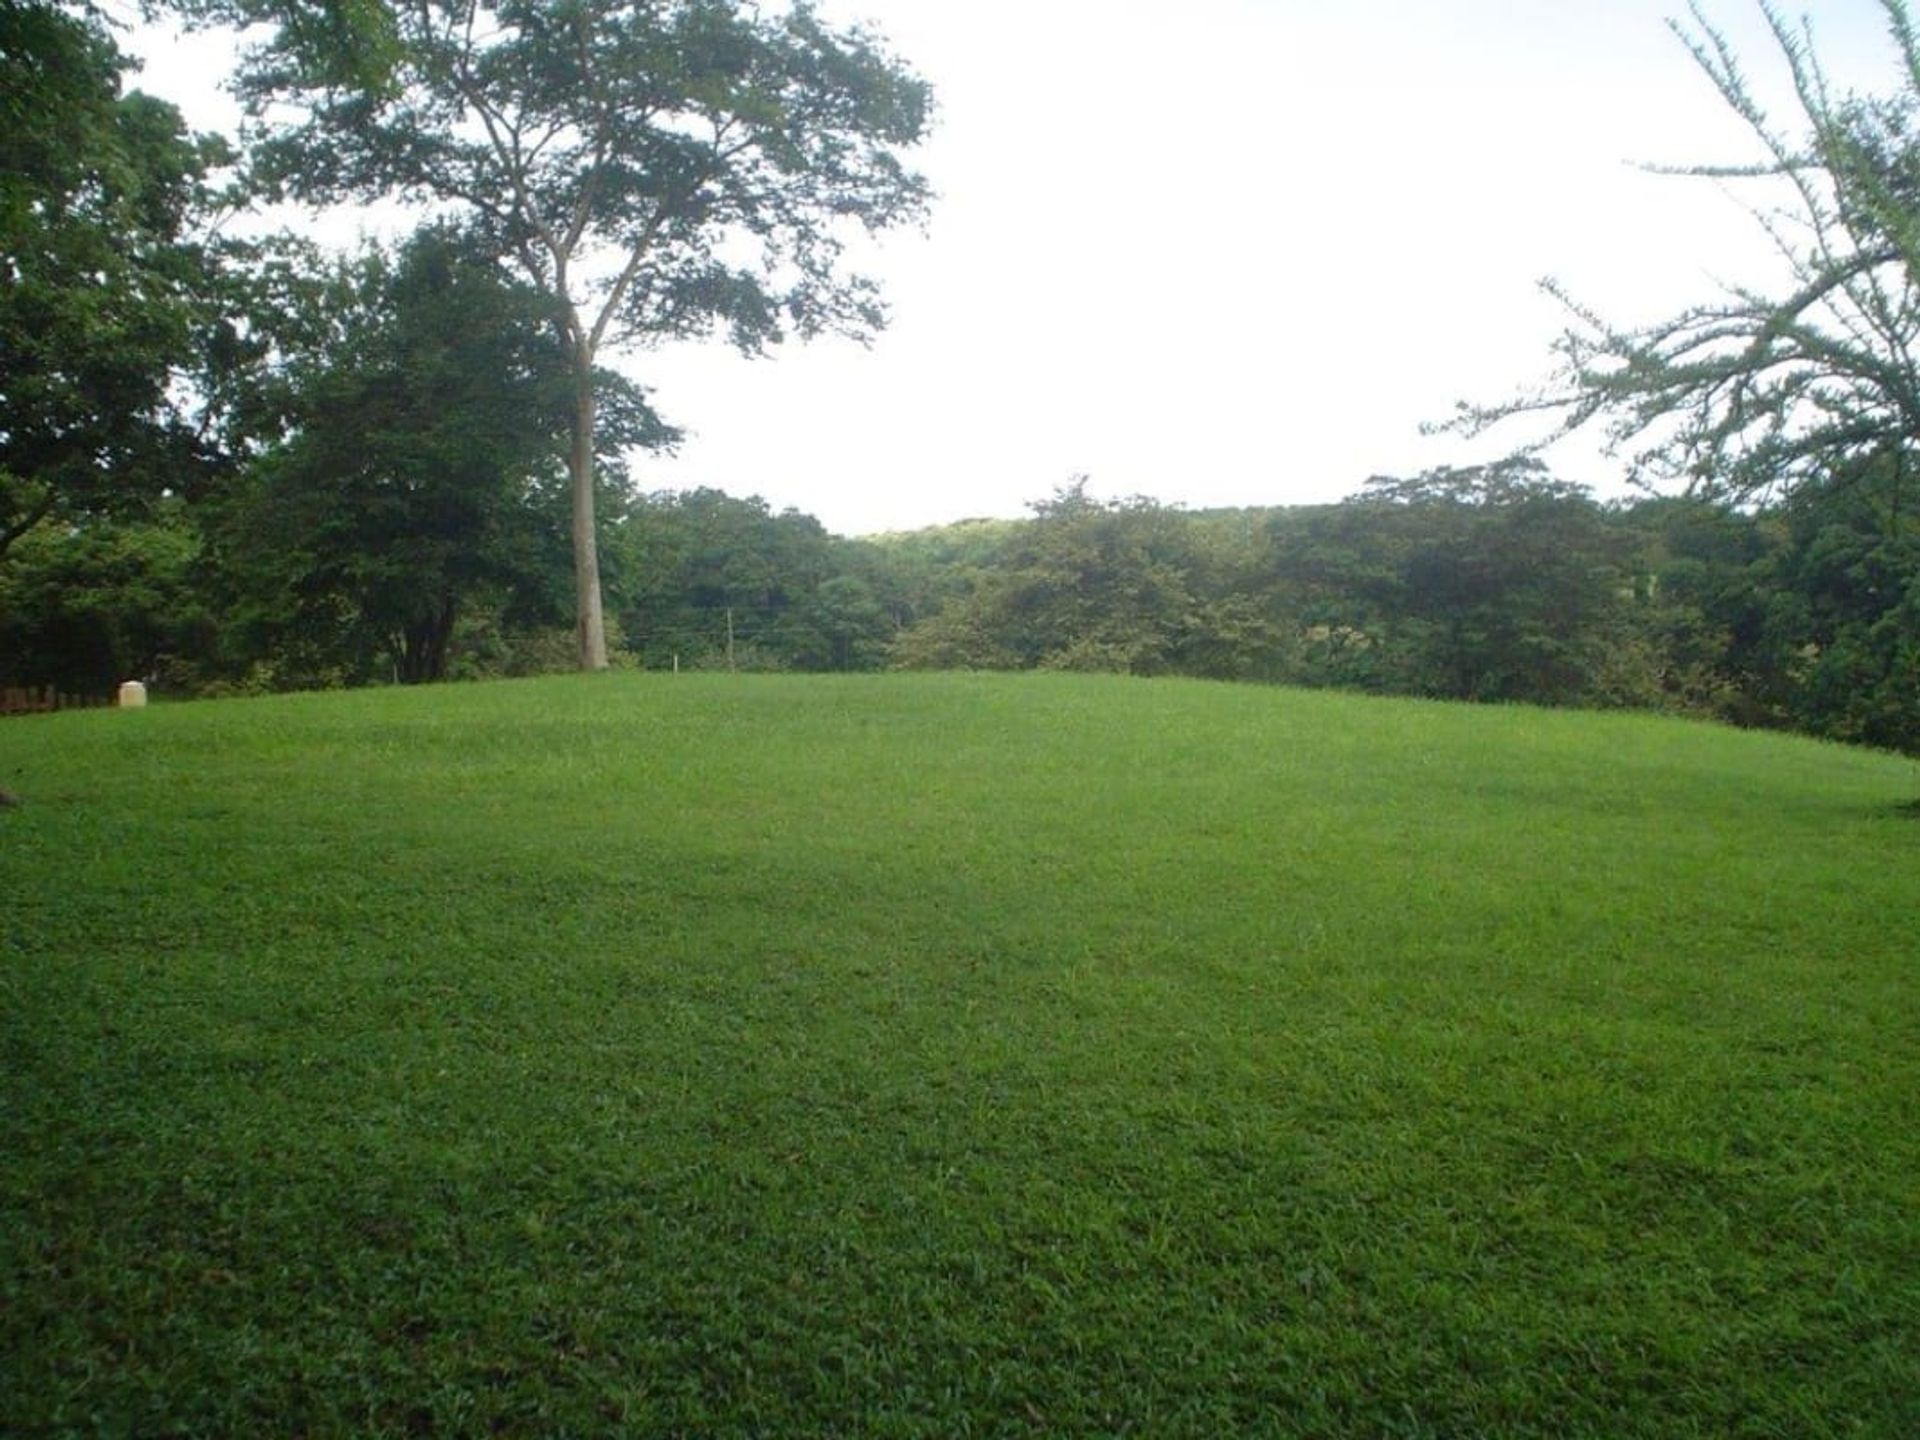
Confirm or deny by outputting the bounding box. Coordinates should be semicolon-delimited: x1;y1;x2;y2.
196;230;672;688
867;467;1920;753
0;0;229;560
20;452;1916;748
3;0;1918;754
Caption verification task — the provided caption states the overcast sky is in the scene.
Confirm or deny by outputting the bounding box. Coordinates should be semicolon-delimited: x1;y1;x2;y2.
127;1;1902;535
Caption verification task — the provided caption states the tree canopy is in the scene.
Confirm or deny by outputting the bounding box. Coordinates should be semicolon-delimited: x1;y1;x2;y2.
206;228;666;684
0;0;229;559
231;0;935;669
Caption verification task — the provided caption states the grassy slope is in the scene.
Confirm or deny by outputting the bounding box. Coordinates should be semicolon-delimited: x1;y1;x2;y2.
2;673;1916;1437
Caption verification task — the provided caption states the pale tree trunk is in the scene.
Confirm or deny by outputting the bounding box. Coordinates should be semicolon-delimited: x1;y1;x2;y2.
569;335;609;671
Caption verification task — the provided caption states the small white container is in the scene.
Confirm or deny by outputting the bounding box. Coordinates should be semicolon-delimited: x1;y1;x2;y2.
117;681;148;709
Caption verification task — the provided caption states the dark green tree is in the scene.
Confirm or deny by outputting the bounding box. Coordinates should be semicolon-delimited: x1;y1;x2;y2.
1262;462;1632;704
209;228;668;684
1758;457;1920;748
234;0;934;670
0;504;211;694
1359;463;1631;703
0;0;229;560
784;573;892;671
1606;495;1783;721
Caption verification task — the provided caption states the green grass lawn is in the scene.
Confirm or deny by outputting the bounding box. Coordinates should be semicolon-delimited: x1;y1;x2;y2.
3;672;1916;1436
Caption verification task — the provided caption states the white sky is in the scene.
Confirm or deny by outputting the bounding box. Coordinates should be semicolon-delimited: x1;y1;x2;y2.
127;1;1904;535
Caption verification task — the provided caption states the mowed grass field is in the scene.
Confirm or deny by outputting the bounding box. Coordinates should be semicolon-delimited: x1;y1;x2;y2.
2;672;1916;1437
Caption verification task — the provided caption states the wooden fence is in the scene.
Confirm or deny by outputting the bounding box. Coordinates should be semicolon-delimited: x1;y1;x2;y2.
0;685;114;717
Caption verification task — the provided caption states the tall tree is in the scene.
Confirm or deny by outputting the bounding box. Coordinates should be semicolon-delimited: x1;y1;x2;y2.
0;0;229;561
1451;1;1920;503
235;0;933;669
209;227;668;684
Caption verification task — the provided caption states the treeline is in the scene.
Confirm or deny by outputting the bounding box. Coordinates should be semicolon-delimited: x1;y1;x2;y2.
878;463;1920;753
8;454;1917;753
